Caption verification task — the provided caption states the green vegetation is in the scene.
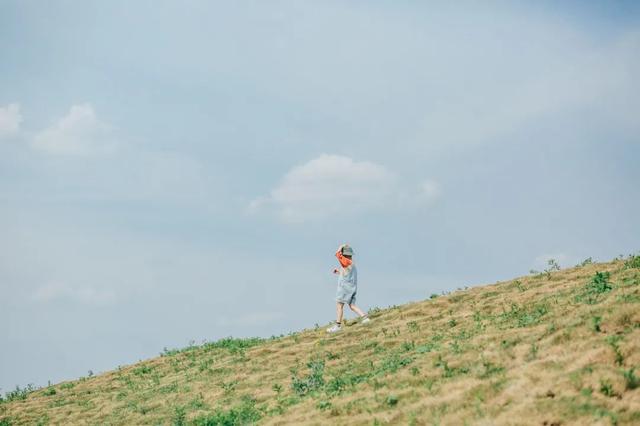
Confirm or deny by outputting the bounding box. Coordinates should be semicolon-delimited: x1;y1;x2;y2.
1;385;35;403
530;258;561;280
162;336;265;357
575;271;613;304
606;335;624;366
623;368;640;390
386;394;399;407
579;257;594;267
291;360;325;396
624;254;640;269
600;379;615;398
192;396;261;425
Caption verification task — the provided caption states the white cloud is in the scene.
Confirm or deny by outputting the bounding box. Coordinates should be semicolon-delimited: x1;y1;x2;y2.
32;104;114;156
0;103;22;138
250;154;441;222
250;154;395;222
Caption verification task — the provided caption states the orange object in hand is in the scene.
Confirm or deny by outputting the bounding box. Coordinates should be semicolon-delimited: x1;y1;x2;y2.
335;249;352;268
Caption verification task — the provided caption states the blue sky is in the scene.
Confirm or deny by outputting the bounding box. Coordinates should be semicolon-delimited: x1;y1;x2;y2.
1;1;639;392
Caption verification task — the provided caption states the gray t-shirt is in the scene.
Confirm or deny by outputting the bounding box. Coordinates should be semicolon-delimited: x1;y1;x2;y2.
338;264;357;287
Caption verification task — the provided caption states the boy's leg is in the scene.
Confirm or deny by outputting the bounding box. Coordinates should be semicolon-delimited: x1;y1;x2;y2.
328;302;345;332
336;302;345;324
348;303;366;317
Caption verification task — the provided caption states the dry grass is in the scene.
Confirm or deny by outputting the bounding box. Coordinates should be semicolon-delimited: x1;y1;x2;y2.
1;258;639;425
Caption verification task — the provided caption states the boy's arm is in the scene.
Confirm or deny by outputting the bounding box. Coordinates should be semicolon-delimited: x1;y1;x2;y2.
335;249;352;268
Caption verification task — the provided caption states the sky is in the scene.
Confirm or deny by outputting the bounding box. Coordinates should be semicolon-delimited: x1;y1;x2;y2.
1;0;639;393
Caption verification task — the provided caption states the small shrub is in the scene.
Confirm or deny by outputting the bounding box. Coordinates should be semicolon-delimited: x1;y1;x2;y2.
600;379;615;397
368;306;382;317
606;336;624;366
402;341;415;352
291;360;325;396
43;387;56;396
189;394;207;410
499;303;548;328
325;351;339;360
386;395;399;407
624;255;640;269
207;336;264;353
316;400;332;410
589;272;613;293
500;338;519;350
415;342;438;354
579;257;594;267
623;368;640;390
479;361;505;379
617;293;640;303
220;380;238;394
325;376;346;395
544;259;561;279
3;384;36;402
163;336;264;358
434;355;469;378
576;272;612;304
377;353;413;375
526;343;539;361
172;405;186;426
407;321;420;333
159;382;179;394
592;316;602;332
580;387;593;397
192;395;261;425
133;365;154;376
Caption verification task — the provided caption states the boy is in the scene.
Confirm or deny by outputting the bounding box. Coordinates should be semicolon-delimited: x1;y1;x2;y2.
327;244;370;333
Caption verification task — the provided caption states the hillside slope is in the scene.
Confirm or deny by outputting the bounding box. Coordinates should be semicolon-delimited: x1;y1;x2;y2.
1;257;640;425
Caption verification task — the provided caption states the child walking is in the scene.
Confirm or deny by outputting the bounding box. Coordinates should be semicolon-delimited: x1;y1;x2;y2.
327;244;370;333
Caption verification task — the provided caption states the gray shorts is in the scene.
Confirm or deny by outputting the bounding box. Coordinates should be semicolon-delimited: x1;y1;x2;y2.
336;283;357;305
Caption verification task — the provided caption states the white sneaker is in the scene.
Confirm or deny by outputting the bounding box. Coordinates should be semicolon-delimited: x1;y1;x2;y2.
361;317;371;324
326;324;342;333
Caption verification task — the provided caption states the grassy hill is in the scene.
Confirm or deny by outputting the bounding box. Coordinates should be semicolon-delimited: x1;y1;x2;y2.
1;256;639;425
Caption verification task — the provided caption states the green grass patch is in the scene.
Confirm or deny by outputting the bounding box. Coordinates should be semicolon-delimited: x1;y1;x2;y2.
623;368;640;390
479;361;505;379
434;355;469;378
606;336;624;366
192;395;262;425
498;303;549;328
575;272;612;305
2;384;36;403
162;336;265;357
624;255;640;270
291;360;325;396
